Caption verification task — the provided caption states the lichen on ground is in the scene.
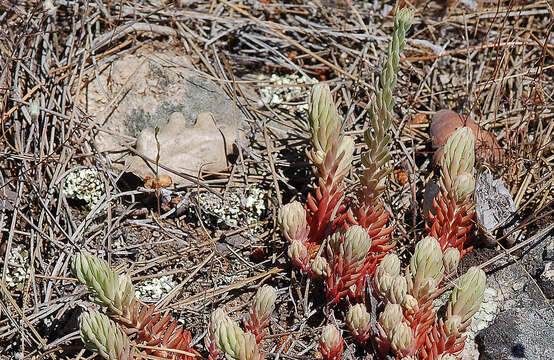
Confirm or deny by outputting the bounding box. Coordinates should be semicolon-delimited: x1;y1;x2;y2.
62;167;104;210
135;275;178;302
2;246;30;292
190;185;266;231
257;73;316;113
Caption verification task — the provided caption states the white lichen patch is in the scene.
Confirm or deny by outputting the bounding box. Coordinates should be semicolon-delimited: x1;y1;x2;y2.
192;185;266;231
63;167;105;210
258;73;316;113
3;246;30;292
135;275;177;302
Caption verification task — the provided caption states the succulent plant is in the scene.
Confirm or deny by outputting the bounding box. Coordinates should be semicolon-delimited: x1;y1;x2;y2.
72;252;135;317
278;201;309;243
79;310;132;360
346;304;371;343
359;7;414;207
325;225;372;304
213;314;264;360
319;324;344;360
72;252;199;360
245;285;276;342
427;126;477;258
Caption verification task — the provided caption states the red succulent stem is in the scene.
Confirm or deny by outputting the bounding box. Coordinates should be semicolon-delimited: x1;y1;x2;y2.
426;191;475;258
405;296;438;353
420;319;467;360
117;302;200;360
306;179;348;245
244;316;270;343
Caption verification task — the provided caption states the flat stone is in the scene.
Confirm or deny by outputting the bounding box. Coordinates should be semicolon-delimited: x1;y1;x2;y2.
78;46;245;184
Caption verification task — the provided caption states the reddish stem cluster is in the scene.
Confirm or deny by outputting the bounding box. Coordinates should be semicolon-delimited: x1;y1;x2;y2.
118;302;200;360
426;192;475;258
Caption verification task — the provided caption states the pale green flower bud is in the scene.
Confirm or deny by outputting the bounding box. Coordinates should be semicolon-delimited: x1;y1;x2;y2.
214;316;263;360
335;136;355;179
410;237;444;299
387;275;408;304
346;304;371;339
209;308;231;337
308;83;340;166
396;8;415;31
390;322;414;356
449;267;486;322
401;295;419;313
443;248;461;275
288;240;309;272
278;202;309;242
250;285;276;327
410;236;443;278
342;225;372;262
319;324;344;360
71;252;135;316
378;303;403;336
376;273;394;299
311;256;328;278
452;172;475;202
378;253;401;277
79;310;132;360
375;253;401;298
440;127;475;193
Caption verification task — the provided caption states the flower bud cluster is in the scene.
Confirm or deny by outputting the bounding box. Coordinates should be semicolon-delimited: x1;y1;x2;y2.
408;236;445;300
71;252;135;317
440;127;476;203
278;201;313;273
325;226;372;303
307;83;354;183
245;286;277;342
278;202;309;243
79;310;132;360
447;266;486;326
375;253;401;299
377;303;414;357
210;309;264;360
346;304;371;343
319;324;344;360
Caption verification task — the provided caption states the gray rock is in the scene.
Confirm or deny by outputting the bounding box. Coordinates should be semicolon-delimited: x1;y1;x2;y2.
544;237;554;261
78;49;245;184
539;261;554;299
469;230;554;359
475;290;554;359
475;170;522;246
